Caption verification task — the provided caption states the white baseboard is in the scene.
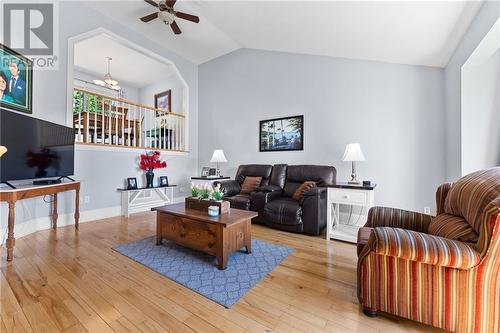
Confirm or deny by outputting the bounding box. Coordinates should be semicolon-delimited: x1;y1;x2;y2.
0;196;186;245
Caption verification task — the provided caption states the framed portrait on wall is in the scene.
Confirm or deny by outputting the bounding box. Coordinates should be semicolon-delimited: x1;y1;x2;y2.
259;115;303;152
154;89;171;112
0;43;33;114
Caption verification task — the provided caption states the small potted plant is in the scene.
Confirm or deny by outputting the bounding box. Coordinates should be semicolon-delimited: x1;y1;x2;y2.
211;184;224;201
139;151;167;188
190;183;201;198
200;184;211;200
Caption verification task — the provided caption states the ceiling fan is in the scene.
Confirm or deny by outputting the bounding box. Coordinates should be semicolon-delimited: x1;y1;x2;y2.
140;0;200;35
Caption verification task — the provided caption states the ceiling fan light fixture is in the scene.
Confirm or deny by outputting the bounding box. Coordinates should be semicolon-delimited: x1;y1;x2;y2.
159;11;175;24
93;79;106;86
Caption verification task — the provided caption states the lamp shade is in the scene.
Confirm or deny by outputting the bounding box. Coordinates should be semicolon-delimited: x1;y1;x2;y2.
342;143;365;162
210;149;227;163
0;146;7;157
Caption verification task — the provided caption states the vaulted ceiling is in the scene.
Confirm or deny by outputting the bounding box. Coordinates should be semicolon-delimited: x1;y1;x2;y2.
87;0;483;67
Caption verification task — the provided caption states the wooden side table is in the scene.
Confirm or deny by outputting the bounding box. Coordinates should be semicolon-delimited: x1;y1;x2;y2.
0;181;80;261
326;182;376;243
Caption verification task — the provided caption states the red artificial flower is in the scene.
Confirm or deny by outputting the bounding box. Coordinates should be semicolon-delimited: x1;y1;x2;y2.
139;151;167;171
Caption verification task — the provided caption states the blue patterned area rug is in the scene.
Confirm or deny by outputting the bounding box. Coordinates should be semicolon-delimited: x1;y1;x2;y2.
113;237;293;308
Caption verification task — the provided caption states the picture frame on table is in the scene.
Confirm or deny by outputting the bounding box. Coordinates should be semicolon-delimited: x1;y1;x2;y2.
159;176;169;187
127;177;138;190
154;90;171;112
0;43;33;114
259;115;303;152
201;167;210;177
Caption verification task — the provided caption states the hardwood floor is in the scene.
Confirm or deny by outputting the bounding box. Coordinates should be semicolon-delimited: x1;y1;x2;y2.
0;212;443;333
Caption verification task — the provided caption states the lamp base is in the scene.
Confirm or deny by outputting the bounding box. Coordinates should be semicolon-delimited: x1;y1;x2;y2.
348;180;361;184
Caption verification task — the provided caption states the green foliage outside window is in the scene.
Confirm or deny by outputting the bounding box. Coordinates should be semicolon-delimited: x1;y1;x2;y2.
73;91;108;115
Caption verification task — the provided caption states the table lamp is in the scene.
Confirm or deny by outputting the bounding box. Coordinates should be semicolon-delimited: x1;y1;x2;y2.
0;146;7;157
210;149;227;177
342;143;365;184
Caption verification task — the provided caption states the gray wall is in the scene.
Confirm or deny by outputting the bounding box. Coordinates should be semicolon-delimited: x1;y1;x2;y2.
0;1;198;235
139;75;184;113
444;1;500;180
199;49;446;212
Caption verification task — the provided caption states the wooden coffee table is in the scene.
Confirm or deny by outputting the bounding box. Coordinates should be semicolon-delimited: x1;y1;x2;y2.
152;203;258;270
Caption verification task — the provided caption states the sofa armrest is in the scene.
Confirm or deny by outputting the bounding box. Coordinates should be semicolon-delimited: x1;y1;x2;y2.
256;185;282;193
370;227;481;270
300;187;327;235
301;187;326;199
365;206;432;233
216;180;241;197
250;190;282;213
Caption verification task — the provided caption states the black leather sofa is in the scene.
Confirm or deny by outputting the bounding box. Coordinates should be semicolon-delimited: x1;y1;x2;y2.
217;164;336;235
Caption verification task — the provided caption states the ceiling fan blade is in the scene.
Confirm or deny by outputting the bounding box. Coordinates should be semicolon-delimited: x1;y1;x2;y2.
165;0;176;8
170;21;182;34
144;0;158;8
175;11;200;23
140;12;158;22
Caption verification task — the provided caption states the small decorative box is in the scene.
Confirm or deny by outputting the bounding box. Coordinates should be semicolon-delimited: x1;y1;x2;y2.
208;206;219;217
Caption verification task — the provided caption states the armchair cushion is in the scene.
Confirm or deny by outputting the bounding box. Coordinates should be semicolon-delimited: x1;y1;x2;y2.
292;181;316;201
371;227;481;269
365;206;432;233
444;167;500;234
428;213;479;243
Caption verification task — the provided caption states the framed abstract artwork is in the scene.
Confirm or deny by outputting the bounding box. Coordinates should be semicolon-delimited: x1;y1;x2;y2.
0;43;33;114
154;89;171;112
259;115;303;152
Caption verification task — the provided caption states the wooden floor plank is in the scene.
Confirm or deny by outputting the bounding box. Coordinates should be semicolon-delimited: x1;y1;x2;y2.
0;212;442;333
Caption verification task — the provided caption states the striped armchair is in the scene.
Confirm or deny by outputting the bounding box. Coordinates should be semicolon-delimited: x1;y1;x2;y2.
357;168;500;332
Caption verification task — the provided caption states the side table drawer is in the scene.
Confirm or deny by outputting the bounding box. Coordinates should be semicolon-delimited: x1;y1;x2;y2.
328;188;370;205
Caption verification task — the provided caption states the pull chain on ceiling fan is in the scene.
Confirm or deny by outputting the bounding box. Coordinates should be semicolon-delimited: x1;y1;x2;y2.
139;0;200;35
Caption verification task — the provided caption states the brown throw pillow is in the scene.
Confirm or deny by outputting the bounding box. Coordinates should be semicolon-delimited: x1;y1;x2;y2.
292;181;317;201
240;176;262;194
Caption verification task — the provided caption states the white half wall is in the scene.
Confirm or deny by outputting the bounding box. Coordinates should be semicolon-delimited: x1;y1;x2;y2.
462;48;500;175
444;1;500;180
199;49;446;212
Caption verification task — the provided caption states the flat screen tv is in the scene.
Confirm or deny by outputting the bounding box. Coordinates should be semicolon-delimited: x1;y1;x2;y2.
0;110;74;183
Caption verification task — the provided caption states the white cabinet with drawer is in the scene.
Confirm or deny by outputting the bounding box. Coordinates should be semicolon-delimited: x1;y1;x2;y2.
326;183;376;243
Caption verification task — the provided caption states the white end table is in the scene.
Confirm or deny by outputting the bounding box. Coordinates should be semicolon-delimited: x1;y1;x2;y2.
118;185;176;217
191;176;230;188
326;182;376;243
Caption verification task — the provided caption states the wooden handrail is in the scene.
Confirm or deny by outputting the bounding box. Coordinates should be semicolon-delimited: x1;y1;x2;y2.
74;87;185;118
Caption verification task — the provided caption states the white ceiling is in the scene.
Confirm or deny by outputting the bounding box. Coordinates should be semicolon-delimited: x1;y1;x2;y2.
87;0;484;67
74;34;175;88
